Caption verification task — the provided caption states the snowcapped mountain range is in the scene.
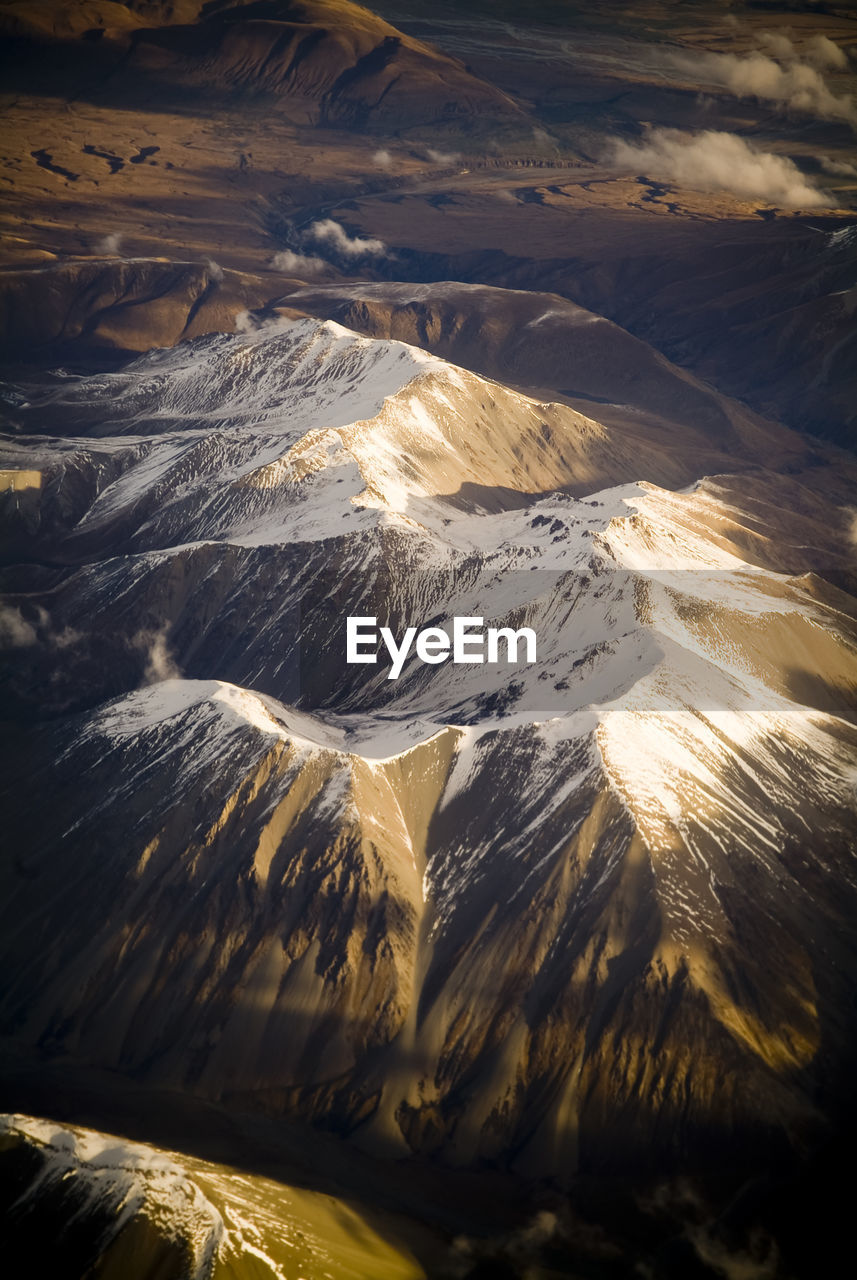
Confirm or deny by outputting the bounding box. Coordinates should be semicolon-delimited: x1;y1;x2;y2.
3;310;856;1183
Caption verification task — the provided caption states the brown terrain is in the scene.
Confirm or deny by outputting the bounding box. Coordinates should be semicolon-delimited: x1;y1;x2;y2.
1;0;855;440
1;2;857;1278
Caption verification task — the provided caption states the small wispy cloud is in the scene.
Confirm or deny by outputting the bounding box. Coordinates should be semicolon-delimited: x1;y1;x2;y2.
372;148;394;169
202;257;224;282
270;249;326;274
609;128;829;208
802;33;848;72
134;627;181;685
758;31;800;62
0;604;80;651
305;219;387;259
234;311;295;336
0;604;37;648
425;147;460;165
666;41;855;126
234;310;257;334
819;154;857;177
97;232;122;255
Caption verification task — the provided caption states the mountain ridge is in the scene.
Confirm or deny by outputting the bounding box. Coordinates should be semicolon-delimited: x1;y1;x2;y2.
2;317;856;1187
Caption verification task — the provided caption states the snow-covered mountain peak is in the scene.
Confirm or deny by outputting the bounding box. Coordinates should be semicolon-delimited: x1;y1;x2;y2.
29;316;447;440
3;303;857;1192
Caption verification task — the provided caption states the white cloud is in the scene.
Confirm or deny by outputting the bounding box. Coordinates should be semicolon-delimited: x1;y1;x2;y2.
609;128;829;207
667;45;855;125
749;30;846;72
135;627;181;684
372;148;393;168
233;311;293;335
425;147;460;165
819;154;857;177
305;219;387;259
0;604;83;651
806;34;848;71
270;249;326;274
0;605;37;648
234;309;257;333
202;257;224;282
758;31;798;62
97;233;122;255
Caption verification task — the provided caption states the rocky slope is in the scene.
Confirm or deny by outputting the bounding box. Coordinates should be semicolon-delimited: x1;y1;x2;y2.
0;259;272;357
0;0;526;133
2;2;857;1275
0;1113;427;1278
2;317;856;1187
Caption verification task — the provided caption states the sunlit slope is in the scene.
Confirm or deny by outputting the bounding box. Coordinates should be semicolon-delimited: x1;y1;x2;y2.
2;314;857;1175
2;318;853;718
3;628;856;1171
0;1114;426;1279
1;315;672;542
0;0;526;131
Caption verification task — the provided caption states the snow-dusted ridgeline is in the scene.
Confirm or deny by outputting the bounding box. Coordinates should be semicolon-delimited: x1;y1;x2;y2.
2;314;857;1174
0;1114;422;1279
